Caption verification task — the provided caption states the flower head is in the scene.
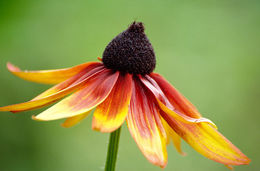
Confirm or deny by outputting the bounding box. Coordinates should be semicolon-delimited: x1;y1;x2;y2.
0;22;250;169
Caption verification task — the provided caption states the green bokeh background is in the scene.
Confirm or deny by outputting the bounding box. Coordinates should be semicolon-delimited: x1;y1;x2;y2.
0;0;259;171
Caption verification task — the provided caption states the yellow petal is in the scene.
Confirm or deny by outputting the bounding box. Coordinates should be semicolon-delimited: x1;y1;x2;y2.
160;109;251;166
162;119;185;155
61;111;91;128
33;69;119;121
7;62;101;84
92;73;132;132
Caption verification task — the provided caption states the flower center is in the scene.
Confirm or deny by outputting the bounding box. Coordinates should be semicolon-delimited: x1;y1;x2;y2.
102;22;156;75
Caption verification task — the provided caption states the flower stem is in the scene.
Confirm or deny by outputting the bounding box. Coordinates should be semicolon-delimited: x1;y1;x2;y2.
105;127;121;171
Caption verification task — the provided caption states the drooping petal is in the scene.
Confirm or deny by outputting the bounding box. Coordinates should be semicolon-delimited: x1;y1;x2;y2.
162;119;185;155
0;64;104;112
61;111;91;128
150;73;201;118
140;75;216;128
157;100;217;128
7;62;101;84
126;78;167;168
160;109;251;166
92;73;132;132
33;69;119;121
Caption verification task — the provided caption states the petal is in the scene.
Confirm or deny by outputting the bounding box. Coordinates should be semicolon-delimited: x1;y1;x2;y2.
162;119;185;155
126;78;167;168
160;109;251;166
140;75;217;128
157;100;217;128
7;62;101;84
92;73;132;132
33;69;119;121
150;73;201;118
61;111;91;128
0;64;104;112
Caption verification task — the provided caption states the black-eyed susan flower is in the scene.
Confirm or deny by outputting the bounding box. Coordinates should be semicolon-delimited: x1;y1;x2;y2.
0;22;250;169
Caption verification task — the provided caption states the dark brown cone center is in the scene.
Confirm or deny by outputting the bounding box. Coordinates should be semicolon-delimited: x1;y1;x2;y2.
102;22;156;75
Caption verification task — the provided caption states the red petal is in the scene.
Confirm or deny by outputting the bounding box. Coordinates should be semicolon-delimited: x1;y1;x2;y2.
126;78;167;168
7;62;101;84
92;73;132;132
33;69;119;121
150;73;201;118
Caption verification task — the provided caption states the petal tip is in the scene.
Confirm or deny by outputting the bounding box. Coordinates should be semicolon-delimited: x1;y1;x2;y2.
61;122;71;128
158;160;168;169
225;165;234;170
32;115;44;121
7;62;20;72
91;124;101;132
92;116;121;133
243;157;251;165
179;151;187;156
97;57;102;61
91;124;117;133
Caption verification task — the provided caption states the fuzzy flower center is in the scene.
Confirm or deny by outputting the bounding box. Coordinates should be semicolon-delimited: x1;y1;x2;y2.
102;22;156;75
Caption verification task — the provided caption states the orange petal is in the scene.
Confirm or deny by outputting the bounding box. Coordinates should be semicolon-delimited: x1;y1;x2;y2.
7;62;101;84
140;75;217;128
92;73;132;132
0;64;104;112
162;119;185;155
126;78;167;168
160;109;251;166
61;111;91;128
150;73;201;118
33;69;119;121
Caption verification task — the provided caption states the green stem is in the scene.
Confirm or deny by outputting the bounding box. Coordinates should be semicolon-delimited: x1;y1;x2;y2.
105;127;122;171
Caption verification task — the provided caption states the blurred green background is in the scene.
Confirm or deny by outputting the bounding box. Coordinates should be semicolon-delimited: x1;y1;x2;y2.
0;0;259;171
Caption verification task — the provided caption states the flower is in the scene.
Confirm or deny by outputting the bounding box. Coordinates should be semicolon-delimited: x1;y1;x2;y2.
0;22;250;169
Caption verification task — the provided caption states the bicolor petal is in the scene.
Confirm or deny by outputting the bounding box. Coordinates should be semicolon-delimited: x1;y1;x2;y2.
0;64;104;112
126;78;167;168
140;75;216;128
160;109;251;166
92;73;132;132
33;69;119;121
7;62;101;84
